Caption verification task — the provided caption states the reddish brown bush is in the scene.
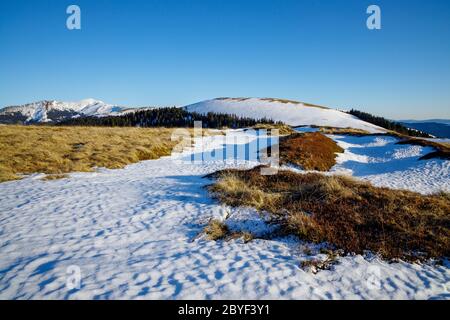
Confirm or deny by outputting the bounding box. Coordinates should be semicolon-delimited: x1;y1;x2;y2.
208;167;450;261
278;132;344;171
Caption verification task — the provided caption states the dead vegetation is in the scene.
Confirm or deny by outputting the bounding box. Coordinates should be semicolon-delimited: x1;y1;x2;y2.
316;126;374;136
203;219;254;243
277;132;344;171
300;253;341;274
216;97;329;109
260;98;329;109
260;97;302;104
203;219;229;240
251;123;295;135
216;97;250;102
207;166;450;261
0;125;180;182
40;174;70;181
312;126;404;137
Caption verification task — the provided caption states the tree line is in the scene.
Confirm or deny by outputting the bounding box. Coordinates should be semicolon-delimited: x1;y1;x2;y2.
58;107;278;129
347;109;433;138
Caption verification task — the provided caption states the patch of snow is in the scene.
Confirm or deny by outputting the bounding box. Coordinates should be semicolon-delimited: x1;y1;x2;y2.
0;130;448;299
222;208;277;239
330;135;450;194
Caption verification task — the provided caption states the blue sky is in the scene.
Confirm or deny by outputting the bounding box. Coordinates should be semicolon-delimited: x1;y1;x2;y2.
0;0;449;119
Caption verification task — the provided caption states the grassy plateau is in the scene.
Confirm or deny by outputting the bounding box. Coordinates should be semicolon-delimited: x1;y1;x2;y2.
0;125;179;182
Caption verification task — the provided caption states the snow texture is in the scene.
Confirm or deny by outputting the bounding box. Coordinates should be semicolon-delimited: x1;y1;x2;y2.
0;130;449;299
330;135;450;194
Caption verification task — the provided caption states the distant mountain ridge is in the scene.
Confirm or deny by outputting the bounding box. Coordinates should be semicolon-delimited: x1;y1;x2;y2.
401;119;450;125
400;120;450;139
0;99;143;124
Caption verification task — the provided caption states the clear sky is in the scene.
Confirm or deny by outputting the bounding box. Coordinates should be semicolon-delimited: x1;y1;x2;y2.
0;0;449;119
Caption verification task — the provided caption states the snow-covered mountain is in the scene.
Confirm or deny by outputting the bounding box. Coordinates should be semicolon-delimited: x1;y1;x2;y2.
0;99;139;124
185;97;387;133
2;96;388;133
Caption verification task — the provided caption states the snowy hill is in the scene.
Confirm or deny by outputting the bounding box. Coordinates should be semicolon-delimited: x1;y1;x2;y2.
185;98;387;133
0;99;139;124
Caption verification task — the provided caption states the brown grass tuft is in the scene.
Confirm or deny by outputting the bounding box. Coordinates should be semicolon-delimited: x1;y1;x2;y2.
210;173;281;210
260;98;329;109
202;219;256;243
317;127;373;136
0;125;180;182
203;219;229;241
216;97;329;109
278;132;344;171
300;255;340;274
208;167;450;261
41;174;70;181
251;123;295;135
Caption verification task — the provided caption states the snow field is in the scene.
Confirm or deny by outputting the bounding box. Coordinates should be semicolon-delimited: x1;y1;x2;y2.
0;130;449;299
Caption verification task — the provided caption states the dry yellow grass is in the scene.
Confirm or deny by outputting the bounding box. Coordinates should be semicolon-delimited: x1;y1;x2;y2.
317;127;373;135
40;174;70;181
203;218;255;243
211;173;281;210
0;125;180;182
251;123;295;135
260;98;329;109
216;97;329;109
203;219;229;240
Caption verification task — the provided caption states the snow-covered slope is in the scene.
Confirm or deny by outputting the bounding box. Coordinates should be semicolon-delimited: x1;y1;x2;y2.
0;99;139;123
0;130;448;299
185;98;387;133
